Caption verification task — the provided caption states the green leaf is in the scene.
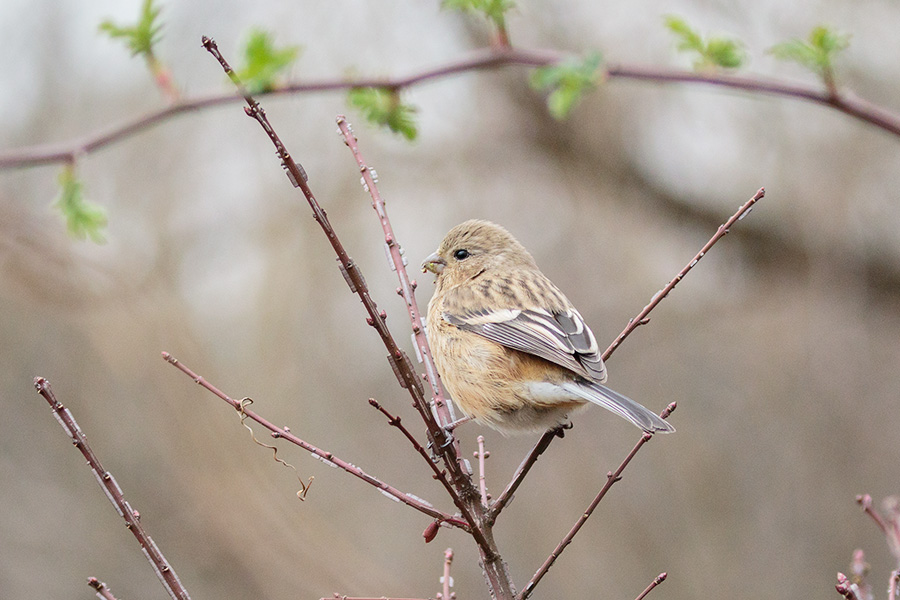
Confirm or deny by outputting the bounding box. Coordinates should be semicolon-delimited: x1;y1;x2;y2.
234;28;301;94
530;52;603;120
768;25;850;81
53;167;108;244
347;87;418;140
443;0;514;24
664;15;746;70
99;0;163;58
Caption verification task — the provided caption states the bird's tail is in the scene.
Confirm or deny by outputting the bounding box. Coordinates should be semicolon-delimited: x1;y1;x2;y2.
562;381;675;433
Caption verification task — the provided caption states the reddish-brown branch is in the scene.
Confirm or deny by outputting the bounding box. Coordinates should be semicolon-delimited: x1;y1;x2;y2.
87;577;120;600
162;352;465;528
634;572;667;600
856;494;889;535
33;378;192;600
487;428;558;523
603;187;765;361
518;403;676;600
335;115;455;430
368;398;470;530
4;45;900;169
199;36;477;501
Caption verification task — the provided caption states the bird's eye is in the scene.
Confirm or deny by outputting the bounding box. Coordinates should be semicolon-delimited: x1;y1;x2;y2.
453;249;470;261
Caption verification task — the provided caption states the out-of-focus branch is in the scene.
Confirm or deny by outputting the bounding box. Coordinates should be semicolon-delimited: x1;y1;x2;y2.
5;42;900;169
441;547;455;600
162;353;466;528
518;403;676;600
32;377;192;600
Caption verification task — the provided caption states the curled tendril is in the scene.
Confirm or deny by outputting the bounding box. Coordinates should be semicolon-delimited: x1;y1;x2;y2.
237;397;314;500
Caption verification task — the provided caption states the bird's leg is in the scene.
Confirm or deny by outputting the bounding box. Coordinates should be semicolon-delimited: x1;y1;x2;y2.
553;421;574;438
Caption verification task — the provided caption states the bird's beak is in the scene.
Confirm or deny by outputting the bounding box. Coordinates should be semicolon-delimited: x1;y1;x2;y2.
422;252;445;275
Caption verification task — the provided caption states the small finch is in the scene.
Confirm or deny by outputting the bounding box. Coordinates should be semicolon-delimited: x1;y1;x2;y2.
422;220;674;436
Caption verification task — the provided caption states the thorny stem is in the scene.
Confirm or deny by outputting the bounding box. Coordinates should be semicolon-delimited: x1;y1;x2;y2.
33;378;192;600
162;353;466;529
334;116;455;429
368;398;470;529
603;187;765;360
200;33;481;518
4;46;900;169
518;403;676;600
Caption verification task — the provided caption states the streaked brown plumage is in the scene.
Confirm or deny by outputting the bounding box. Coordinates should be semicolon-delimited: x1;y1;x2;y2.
422;219;674;436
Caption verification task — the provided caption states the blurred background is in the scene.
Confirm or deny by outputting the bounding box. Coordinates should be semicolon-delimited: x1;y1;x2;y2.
2;1;899;598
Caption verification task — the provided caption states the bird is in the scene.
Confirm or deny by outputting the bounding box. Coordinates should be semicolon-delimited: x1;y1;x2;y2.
422;219;674;436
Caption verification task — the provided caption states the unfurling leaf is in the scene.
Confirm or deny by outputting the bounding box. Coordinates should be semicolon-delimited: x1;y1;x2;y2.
54;166;108;244
768;25;850;88
99;0;163;58
234;28;301;94
664;15;746;71
530;52;603;120
347;87;418;140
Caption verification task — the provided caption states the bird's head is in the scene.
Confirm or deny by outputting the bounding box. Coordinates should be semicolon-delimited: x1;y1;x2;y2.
422;220;537;289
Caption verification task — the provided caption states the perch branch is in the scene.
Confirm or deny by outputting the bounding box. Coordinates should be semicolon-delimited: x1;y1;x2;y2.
518;403;676;600
33;377;192;600
335;115;455;429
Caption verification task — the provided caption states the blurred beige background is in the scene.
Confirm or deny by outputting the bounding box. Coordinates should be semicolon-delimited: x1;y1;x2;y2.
2;1;900;599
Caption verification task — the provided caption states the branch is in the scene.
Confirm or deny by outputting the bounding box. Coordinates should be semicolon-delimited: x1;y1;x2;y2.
368;398;469;529
491;187;763;525
856;494;889;535
634;572;667;600
441;547;455;600
4;44;900;169
335;115;455;429
32;377;192;600
603;187;765;360
518;403;676;600
162;352;466;529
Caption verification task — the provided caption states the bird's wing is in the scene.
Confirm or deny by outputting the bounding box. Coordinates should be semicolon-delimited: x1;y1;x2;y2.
442;303;608;383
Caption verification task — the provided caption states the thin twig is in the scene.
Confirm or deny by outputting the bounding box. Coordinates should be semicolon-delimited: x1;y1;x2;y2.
603;187;765;360
33;377;192;600
335;115;455;428
162;352;465;528
889;570;899;600
441;548;455;599
87;577;120;600
4;45;900;169
487;428;558;523
634;572;667;600
857;494;889;535
475;435;489;507
518;403;676;600
368;398;469;530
